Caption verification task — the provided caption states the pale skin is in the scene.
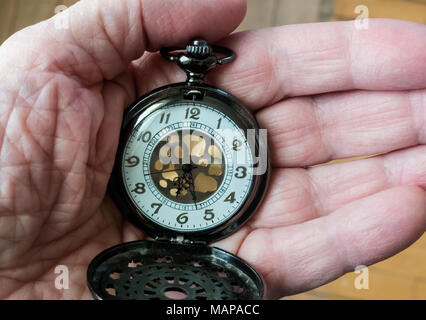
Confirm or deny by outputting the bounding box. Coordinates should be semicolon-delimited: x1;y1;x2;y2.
0;0;425;300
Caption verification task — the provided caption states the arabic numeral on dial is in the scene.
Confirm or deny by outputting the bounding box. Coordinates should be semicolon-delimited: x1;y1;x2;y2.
233;139;242;151
217;118;222;129
132;183;145;194
185;107;200;120
137;131;151;143
160;112;170;124
151;203;162;214
224;192;236;204
125;156;140;167
177;212;189;225
204;209;215;221
234;166;247;179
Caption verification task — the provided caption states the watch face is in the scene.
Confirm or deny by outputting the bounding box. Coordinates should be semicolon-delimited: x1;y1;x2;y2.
121;102;254;233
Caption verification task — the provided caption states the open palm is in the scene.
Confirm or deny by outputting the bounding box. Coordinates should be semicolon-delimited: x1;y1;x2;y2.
0;0;425;300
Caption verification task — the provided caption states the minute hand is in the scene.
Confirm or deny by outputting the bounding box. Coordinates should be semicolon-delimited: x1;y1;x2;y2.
187;170;198;209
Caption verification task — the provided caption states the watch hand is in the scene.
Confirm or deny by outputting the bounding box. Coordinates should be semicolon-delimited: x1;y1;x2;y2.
145;166;198;176
187;170;198;210
174;176;184;198
146;168;180;176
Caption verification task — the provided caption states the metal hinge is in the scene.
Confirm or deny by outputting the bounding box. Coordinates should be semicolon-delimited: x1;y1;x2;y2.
155;235;206;245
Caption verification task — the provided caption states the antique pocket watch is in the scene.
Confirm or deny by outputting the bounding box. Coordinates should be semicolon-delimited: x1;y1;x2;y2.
87;40;270;300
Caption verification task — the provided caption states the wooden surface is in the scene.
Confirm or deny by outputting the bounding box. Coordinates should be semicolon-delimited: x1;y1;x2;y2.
236;0;334;32
334;0;426;24
0;0;425;300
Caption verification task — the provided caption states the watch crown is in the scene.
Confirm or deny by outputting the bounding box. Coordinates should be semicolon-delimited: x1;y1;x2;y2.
186;40;213;59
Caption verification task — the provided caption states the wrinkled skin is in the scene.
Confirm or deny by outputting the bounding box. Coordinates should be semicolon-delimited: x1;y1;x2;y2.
0;0;425;300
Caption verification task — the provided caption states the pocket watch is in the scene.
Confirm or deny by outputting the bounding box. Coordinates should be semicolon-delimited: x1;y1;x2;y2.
87;40;270;300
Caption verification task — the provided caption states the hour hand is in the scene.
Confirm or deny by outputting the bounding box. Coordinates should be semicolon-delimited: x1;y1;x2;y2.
182;165;198;209
188;172;197;209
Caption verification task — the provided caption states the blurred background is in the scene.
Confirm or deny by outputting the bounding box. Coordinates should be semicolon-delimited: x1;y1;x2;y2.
0;0;425;300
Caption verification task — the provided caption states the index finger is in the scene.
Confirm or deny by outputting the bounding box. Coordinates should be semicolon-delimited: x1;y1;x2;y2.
0;0;246;83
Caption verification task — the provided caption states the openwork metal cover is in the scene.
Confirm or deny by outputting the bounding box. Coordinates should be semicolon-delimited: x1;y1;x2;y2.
87;240;264;300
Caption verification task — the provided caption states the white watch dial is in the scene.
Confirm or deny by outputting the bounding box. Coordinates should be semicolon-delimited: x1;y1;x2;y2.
122;102;254;232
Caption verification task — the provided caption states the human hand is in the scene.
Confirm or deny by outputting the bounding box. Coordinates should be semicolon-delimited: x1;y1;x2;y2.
0;0;424;300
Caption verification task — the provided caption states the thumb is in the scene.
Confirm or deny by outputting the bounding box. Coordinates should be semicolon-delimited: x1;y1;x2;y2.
1;0;246;83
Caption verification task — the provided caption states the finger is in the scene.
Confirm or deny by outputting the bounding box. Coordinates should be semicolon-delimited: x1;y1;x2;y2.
256;89;426;167
208;19;426;109
250;145;426;230
129;19;426;110
238;186;426;299
0;0;246;83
